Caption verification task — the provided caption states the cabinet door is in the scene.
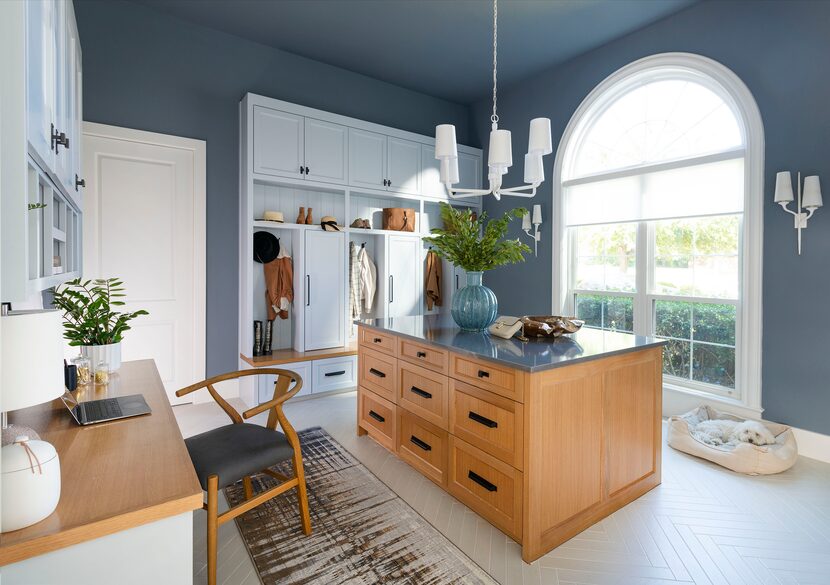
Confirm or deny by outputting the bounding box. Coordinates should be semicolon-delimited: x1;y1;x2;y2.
304;118;347;184
59;6;80;197
304;230;345;350
348;128;386;190
458;152;483;190
420;144;447;198
26;0;57;169
70;19;83;205
53;0;73;193
386;137;421;195
387;235;421;318
253;106;304;178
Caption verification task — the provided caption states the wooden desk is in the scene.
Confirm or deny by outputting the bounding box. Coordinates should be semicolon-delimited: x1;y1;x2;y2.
0;360;202;568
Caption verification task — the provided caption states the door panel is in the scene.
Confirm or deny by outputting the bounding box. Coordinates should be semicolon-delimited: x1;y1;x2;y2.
348;128;385;189
387;137;421;194
420;144;447;198
387;235;421;317
304;118;346;184
458;151;483;190
26;0;56;169
304;230;345;350
253;106;304;178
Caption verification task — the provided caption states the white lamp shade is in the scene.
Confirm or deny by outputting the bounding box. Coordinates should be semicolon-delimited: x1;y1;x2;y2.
524;153;544;184
435;124;458;160
774;171;794;203
521;210;532;231
528;118;553;155
532;204;543;225
803;175;823;208
488;129;513;167
1;310;65;412
439;157;459;185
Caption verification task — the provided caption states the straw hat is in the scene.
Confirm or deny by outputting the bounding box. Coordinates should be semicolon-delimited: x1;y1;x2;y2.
259;210;284;223
320;216;341;231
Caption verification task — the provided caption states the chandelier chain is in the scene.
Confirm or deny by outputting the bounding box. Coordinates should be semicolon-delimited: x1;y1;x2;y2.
491;0;498;125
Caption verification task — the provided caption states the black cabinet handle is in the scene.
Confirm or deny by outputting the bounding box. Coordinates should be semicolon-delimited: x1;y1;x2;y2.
368;410;385;423
410;435;432;452
468;411;498;428
75;174;85;191
369;368;386;378
51;124;69;152
468;470;497;492
305;166;310;175
456;274;460;290
300;165;305;174
306;275;310;306
477;370;490;379
324;370;346;377
416;351;427;358
373;337;382;343
387;179;392;187
389;275;394;303
410;386;432;399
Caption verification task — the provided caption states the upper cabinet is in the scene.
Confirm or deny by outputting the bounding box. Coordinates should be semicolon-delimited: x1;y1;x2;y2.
26;0;57;172
458;151;483;191
348;130;420;195
386;137;421;195
304;118;347;184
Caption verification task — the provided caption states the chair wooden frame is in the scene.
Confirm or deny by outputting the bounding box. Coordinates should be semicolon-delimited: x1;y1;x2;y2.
176;368;312;585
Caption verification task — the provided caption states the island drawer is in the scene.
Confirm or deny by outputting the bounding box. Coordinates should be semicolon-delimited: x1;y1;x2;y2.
399;338;448;374
358;347;398;403
450;353;523;402
448;436;523;542
398;409;448;487
398;361;449;429
449;379;524;470
359;388;397;453
359;327;397;357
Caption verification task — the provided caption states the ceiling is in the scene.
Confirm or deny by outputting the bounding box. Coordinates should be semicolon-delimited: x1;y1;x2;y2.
131;0;696;104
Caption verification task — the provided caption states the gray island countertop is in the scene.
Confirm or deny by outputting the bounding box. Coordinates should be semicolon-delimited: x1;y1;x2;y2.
357;314;666;373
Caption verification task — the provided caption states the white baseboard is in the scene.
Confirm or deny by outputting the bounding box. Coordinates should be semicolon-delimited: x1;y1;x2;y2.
790;427;830;463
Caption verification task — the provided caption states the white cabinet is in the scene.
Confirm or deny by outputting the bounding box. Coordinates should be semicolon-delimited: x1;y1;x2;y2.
257;361;312;403
386;235;422;318
348;128;386;189
253;106;304;178
420;144;447;198
312;355;358;393
387;137;421;195
458;151;483;190
304;118;347;184
301;229;345;351
26;0;57;170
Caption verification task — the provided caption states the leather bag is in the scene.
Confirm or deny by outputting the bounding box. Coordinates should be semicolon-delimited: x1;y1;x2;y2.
382;208;416;232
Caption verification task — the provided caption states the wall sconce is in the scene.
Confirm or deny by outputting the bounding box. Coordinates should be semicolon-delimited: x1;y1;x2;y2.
775;171;823;255
522;204;542;257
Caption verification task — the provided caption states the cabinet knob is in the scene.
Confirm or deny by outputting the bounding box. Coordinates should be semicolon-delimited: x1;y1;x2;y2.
300;165;305;174
75;175;86;191
51;124;69;152
305;166;310;175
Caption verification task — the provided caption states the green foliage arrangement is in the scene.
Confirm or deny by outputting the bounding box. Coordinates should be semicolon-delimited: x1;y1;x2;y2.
51;278;149;346
423;202;531;272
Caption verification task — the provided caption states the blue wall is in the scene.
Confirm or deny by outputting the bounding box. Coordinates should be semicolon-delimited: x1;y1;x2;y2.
474;0;830;434
74;0;473;376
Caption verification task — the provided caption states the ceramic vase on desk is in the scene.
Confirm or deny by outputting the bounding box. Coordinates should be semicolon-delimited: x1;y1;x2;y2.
80;342;121;373
451;271;498;332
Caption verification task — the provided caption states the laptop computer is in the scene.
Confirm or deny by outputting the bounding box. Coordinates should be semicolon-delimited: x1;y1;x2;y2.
61;391;152;425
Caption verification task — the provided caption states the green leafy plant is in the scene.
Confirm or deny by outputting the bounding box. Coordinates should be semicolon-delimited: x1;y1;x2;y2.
423;202;531;272
51;278;149;346
28;202;47;211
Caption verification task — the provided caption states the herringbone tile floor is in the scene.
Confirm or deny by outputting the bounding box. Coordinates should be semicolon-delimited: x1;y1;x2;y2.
175;391;830;585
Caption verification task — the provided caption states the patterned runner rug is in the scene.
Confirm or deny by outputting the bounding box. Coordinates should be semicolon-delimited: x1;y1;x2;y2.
225;427;497;585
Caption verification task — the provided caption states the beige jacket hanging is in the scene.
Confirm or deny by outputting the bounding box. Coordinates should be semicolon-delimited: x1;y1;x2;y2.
357;247;376;312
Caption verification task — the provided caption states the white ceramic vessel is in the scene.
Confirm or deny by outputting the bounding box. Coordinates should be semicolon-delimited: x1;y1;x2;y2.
1;437;61;532
80;342;122;372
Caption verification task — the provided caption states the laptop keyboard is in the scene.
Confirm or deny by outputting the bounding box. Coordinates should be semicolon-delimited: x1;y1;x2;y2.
82;398;123;422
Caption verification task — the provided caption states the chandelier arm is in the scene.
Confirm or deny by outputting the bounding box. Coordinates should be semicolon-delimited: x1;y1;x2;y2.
446;187;494;199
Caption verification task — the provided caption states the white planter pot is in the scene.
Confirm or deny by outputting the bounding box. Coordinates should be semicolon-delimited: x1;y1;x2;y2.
80;342;122;372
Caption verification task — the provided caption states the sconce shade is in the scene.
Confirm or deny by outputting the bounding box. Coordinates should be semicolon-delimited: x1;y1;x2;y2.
528;118;553;155
435;125;458;160
774;171;794;203
522;210;532;231
1;310;65;412
488;129;513;167
439;157;460;185
524;153;544;184
532;204;543;225
803;175;823;208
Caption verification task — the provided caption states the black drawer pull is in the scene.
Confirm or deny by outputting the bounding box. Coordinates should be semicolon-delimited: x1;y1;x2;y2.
368;410;385;423
410;386;432;399
477;370;490;379
468;411;498;428
324;370;346;377
369;368;386;378
373;337;382;343
468;470;497;492
416;351;427;358
410;435;432;451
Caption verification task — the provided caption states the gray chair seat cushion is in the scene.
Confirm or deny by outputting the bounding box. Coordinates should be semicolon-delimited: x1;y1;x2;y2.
185;423;295;490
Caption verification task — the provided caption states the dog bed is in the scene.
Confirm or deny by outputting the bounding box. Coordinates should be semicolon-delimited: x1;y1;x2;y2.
668;405;798;475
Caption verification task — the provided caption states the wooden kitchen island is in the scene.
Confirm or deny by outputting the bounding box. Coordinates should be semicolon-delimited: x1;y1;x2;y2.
356;315;665;563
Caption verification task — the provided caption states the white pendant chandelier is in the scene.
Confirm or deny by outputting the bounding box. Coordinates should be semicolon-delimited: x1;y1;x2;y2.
435;0;552;200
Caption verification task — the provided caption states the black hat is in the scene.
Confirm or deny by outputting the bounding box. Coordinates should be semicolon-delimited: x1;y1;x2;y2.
253;231;279;263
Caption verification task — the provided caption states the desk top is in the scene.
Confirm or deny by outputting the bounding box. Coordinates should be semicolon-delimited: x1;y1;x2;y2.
0;360;203;566
357;314;666;373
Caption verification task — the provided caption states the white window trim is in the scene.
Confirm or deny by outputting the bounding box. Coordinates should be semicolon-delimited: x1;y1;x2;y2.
551;53;764;415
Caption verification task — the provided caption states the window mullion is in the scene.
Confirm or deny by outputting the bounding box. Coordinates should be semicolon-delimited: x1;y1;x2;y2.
634;223;650;337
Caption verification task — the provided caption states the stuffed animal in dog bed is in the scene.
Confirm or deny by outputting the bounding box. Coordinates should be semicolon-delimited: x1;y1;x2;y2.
693;419;776;446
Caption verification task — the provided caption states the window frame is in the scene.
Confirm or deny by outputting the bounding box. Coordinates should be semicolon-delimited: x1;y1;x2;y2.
552;53;764;414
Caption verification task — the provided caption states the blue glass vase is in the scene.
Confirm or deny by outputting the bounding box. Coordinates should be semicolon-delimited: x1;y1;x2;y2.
451;271;498;332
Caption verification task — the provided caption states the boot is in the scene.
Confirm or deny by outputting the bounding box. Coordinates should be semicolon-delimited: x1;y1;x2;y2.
305;208;313;224
296;206;305;224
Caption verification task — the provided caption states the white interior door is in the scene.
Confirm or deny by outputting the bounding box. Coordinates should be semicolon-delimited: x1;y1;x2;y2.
387;235;421;317
82;123;206;404
304;230;345;350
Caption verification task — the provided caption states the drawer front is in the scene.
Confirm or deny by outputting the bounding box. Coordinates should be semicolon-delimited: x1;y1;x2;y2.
450;353;522;402
358;347;398;403
359;388;397;452
398;361;449;429
448;437;523;542
398;409;448;486
449;379;523;470
258;362;312;404
399;339;448;374
312;355;357;393
359;327;397;357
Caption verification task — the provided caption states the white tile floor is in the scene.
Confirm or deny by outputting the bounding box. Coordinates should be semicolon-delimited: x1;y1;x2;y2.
175;391;830;585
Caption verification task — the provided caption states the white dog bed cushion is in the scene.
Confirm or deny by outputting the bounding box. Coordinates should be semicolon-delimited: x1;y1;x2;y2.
668;405;798;475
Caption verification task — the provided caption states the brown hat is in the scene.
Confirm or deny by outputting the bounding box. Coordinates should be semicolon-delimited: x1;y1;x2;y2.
320;216;340;231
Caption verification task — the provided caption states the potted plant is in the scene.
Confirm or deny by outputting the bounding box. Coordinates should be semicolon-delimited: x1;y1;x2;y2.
51;278;148;372
424;203;530;331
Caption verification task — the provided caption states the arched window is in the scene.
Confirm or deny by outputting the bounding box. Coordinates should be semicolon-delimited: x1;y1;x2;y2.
553;53;763;412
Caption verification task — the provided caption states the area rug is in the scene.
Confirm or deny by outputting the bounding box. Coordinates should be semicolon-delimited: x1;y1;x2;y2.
224;427;496;585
